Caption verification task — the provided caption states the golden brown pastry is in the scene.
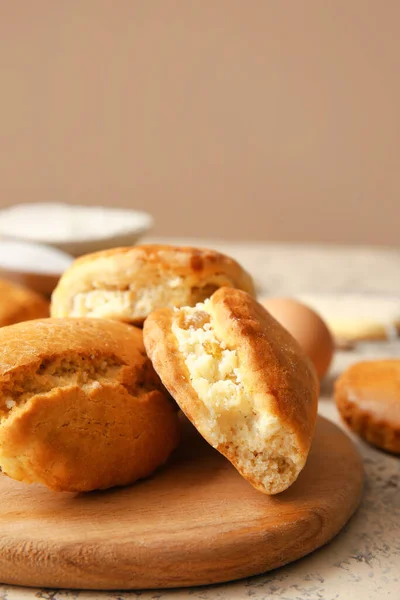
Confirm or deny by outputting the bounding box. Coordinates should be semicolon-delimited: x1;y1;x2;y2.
0;318;180;492
143;288;319;495
335;360;400;453
0;278;49;326
50;244;255;326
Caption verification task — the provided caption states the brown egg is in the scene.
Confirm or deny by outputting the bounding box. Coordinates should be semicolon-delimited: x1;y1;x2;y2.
261;297;334;379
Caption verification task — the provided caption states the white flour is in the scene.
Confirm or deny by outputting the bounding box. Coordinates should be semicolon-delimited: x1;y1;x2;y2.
0;203;152;243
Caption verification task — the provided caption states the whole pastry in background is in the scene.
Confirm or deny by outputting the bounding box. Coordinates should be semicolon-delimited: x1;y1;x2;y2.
0;278;49;327
51;245;255;326
0;318;180;492
144;288;319;495
261;297;334;379
335;360;400;453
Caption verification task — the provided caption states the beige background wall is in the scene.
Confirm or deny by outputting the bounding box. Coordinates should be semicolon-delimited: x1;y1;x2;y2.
0;1;399;244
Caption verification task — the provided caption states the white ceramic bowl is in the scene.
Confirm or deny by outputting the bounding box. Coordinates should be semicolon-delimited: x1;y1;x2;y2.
0;240;74;297
0;203;153;257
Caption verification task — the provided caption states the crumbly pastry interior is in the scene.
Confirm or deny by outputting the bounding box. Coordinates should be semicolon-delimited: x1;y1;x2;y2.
69;274;224;321
171;300;303;494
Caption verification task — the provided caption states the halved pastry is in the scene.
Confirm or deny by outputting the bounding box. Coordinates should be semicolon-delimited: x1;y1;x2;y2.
143;288;318;495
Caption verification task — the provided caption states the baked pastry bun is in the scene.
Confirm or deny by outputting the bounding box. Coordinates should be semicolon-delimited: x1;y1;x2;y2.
0;318;180;492
0;278;49;327
51;245;255;326
335;360;400;453
143;288;318;495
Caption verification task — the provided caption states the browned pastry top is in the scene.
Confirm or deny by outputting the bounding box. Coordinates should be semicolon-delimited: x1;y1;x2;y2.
335;359;400;453
0;318;180;491
51;244;255;325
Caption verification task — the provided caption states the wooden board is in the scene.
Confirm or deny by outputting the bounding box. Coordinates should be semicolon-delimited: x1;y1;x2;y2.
0;415;363;590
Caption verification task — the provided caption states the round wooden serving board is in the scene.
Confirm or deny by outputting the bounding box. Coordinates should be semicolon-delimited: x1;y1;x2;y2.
0;415;363;590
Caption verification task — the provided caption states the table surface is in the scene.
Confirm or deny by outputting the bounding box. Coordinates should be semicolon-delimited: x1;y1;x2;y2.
2;240;400;600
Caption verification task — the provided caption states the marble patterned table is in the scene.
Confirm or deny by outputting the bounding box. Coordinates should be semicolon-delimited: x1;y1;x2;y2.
1;241;400;600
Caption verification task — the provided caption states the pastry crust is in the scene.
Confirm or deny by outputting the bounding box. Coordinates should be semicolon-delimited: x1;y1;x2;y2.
0;279;49;327
0;318;180;492
335;360;400;453
51;245;255;325
143;288;318;495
